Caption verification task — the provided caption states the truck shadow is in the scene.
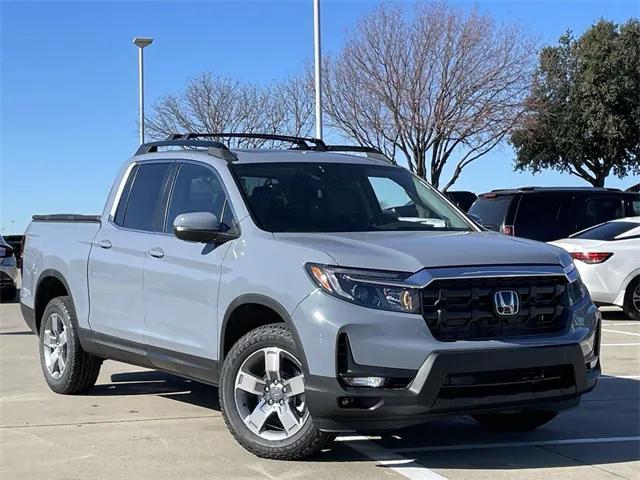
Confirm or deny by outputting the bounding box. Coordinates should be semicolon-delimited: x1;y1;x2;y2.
87;370;639;470
90;370;220;410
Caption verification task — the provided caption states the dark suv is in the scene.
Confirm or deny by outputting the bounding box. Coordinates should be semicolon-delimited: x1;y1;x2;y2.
469;187;640;242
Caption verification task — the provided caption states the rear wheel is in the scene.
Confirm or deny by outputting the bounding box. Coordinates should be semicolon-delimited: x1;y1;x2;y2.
472;410;558;432
623;278;640;320
38;296;102;394
219;323;334;460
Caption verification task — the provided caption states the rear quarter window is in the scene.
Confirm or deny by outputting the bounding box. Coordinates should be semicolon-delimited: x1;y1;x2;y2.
468;196;512;230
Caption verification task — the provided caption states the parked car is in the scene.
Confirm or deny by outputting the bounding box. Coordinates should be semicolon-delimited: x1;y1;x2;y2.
444;190;477;212
20;133;600;460
469;187;640;242
0;235;18;301
3;234;24;269
550;217;640;319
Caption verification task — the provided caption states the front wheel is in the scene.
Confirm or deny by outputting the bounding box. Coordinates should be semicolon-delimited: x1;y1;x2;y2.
472;410;558;432
219;323;334;460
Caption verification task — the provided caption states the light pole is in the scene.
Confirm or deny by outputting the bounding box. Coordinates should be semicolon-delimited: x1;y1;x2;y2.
313;0;323;140
133;37;153;144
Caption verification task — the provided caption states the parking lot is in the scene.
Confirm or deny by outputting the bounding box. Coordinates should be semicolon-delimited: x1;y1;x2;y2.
1;299;638;480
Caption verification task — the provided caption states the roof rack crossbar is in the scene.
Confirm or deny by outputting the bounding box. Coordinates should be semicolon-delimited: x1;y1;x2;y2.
323;145;395;164
135;139;238;162
172;132;327;151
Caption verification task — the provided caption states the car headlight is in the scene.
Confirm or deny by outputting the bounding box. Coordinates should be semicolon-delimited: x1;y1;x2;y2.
305;263;421;314
566;277;587;307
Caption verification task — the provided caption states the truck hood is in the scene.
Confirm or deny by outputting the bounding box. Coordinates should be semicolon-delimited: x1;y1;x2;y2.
274;230;572;273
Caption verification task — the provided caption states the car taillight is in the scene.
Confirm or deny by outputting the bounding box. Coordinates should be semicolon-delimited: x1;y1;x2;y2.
500;224;515;236
570;252;613;264
0;246;13;258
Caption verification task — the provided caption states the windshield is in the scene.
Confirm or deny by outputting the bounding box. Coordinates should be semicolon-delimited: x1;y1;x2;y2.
232;162;473;233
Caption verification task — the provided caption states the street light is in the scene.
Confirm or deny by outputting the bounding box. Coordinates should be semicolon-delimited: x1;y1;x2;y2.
313;0;322;140
133;37;153;144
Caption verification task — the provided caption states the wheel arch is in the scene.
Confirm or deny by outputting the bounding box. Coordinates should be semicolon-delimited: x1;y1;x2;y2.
34;269;73;334
220;294;309;374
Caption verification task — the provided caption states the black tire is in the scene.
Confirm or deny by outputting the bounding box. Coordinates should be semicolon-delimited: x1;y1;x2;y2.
0;286;17;302
472;410;558;432
219;323;335;460
623;278;640;320
38;296;102;394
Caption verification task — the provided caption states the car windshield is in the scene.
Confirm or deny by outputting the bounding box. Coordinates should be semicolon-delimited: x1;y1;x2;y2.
231;162;473;233
571;221;640;240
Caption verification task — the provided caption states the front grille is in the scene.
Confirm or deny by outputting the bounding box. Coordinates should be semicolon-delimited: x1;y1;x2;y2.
437;365;575;400
422;276;568;341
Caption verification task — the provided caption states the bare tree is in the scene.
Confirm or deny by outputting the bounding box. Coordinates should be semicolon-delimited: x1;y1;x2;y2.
323;2;536;189
146;73;314;148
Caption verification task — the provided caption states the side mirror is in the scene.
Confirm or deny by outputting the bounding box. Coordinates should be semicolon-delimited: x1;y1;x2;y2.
173;212;227;243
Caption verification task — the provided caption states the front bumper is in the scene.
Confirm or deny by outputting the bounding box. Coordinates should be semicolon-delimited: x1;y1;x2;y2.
306;343;600;432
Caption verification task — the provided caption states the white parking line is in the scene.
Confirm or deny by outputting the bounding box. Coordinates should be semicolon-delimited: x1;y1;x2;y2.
600;374;640;379
602;328;640;337
602;322;640;326
392;436;640;454
337;436;448;480
601;343;640;346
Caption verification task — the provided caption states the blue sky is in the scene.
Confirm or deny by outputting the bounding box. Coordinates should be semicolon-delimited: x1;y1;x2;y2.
1;0;638;233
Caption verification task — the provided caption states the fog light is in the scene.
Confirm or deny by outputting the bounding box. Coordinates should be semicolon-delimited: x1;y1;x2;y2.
580;331;596;357
342;376;386;388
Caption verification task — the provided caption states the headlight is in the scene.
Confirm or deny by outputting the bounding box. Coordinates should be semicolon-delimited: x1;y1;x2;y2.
566;277;587;307
305;263;421;314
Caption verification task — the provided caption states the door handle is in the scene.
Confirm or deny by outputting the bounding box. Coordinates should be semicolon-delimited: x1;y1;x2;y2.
97;239;112;249
148;247;165;259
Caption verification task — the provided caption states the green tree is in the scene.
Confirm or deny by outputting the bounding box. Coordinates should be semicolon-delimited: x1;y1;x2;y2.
511;19;640;186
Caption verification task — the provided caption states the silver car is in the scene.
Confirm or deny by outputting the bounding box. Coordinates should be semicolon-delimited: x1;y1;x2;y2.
20;134;601;460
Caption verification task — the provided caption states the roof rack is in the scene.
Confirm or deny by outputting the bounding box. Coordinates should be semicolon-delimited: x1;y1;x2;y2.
135;139;238;162
168;132;327;151
136;132;395;164
178;133;395;164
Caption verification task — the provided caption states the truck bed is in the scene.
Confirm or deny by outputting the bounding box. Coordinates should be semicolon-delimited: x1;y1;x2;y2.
21;215;102;332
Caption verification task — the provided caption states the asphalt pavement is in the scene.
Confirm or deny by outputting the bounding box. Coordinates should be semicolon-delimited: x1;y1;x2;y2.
1;299;638;480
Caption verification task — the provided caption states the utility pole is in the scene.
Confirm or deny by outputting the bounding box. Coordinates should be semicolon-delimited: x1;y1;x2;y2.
133;37;153;144
313;0;323;140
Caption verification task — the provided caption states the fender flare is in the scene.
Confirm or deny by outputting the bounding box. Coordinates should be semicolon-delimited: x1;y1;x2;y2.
35;269;75;328
219;294;309;374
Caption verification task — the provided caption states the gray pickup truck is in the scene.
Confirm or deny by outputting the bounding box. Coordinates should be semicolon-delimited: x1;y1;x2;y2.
21;133;600;460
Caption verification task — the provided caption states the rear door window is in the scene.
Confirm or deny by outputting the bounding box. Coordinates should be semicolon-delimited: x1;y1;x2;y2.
468;196;512;231
121;163;174;232
514;193;571;241
576;196;624;232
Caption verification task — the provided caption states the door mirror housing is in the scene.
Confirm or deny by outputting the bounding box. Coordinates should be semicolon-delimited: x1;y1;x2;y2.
173;212;236;243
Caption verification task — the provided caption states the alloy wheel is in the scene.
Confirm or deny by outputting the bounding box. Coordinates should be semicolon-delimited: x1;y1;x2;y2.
42;313;68;379
234;347;309;441
633;284;640;312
